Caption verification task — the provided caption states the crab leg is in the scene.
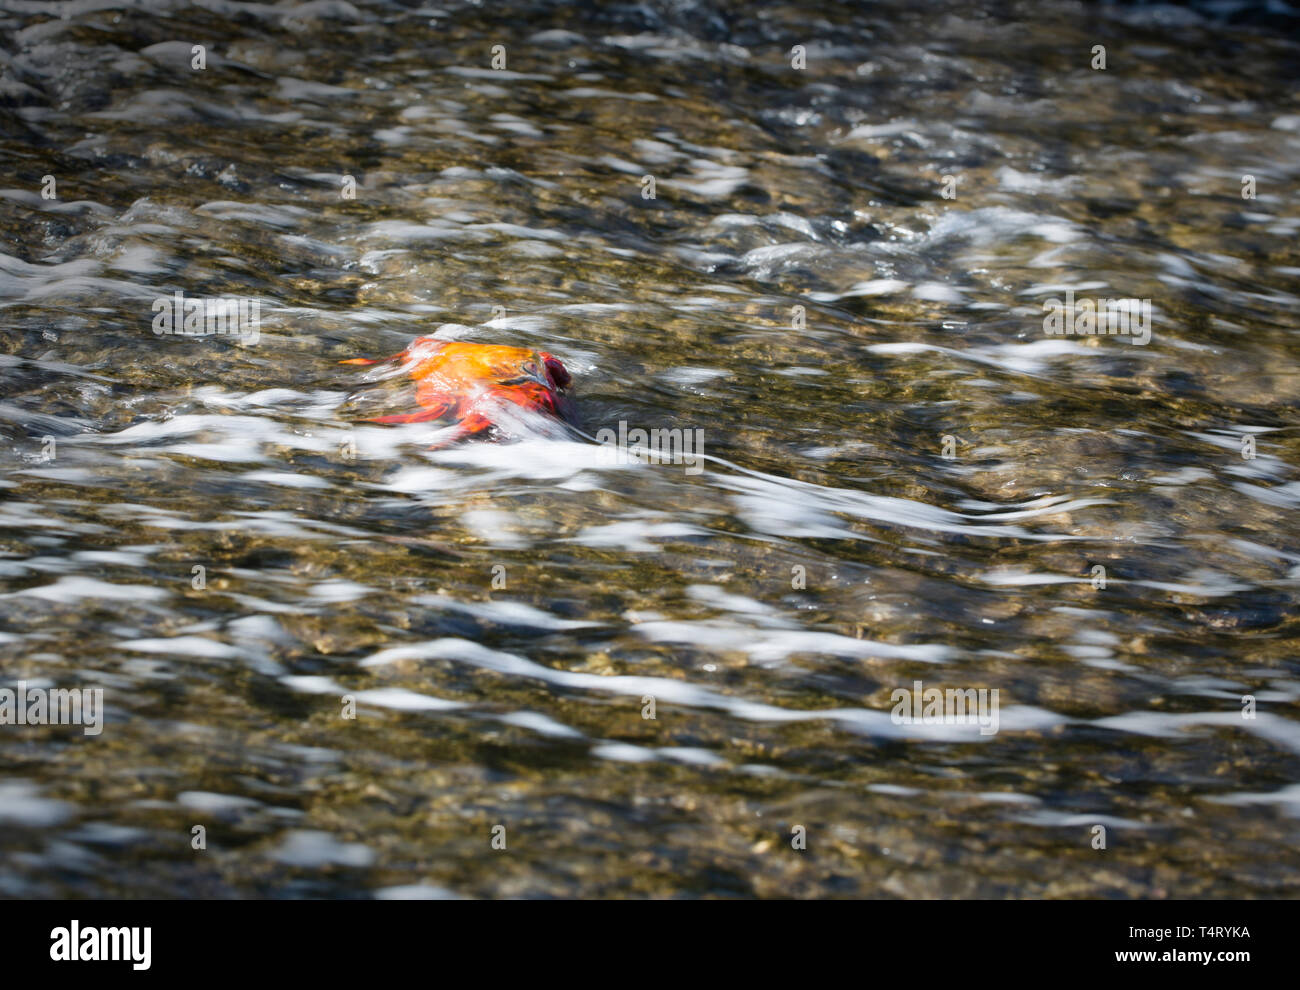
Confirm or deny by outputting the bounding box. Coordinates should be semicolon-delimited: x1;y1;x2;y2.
422;411;497;450
367;402;451;424
340;347;412;366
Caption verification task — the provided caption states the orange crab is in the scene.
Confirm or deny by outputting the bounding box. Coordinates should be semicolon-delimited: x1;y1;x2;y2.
343;337;578;443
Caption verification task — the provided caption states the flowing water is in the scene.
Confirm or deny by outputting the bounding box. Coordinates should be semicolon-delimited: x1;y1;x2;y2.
2;0;1299;898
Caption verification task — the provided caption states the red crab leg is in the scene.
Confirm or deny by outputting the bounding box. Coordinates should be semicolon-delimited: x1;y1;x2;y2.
367;402;451;425
421;411;496;450
455;411;497;437
340;350;407;366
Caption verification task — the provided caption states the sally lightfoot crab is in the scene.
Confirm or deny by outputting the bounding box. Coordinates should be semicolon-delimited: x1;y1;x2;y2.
343;336;578;444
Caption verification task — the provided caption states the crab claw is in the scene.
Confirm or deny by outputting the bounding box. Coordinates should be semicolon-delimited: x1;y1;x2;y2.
539;351;571;390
